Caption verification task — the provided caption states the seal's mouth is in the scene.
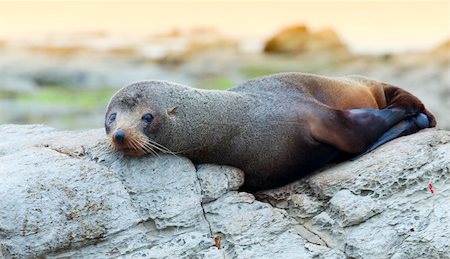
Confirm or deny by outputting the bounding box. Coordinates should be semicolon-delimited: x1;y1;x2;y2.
108;128;152;157
108;128;175;157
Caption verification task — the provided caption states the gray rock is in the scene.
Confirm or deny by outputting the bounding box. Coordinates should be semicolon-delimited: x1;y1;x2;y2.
196;164;244;202
258;128;450;258
0;148;142;257
0;124;449;258
328;189;383;227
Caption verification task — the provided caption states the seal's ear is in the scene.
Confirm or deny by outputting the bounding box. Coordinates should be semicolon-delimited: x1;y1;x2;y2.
167;107;177;117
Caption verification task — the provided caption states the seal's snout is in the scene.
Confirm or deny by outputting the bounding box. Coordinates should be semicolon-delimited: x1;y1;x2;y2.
114;129;126;144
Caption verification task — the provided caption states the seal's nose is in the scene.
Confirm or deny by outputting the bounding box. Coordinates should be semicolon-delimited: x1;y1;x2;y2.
114;129;126;144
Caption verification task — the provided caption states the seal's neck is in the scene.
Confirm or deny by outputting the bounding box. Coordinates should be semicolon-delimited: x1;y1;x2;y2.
161;88;254;160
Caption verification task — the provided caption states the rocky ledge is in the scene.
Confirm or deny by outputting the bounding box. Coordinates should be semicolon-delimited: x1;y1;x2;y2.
0;124;449;258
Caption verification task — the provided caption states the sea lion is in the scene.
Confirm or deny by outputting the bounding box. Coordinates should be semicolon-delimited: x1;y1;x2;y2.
105;73;436;191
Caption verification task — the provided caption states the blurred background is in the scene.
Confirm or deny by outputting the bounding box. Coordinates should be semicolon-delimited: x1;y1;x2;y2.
0;1;449;130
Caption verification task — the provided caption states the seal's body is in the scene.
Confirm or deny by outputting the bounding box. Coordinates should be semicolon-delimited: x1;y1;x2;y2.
105;73;436;190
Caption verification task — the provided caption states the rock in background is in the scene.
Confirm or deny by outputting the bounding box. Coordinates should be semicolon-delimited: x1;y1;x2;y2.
0;124;449;258
263;25;349;56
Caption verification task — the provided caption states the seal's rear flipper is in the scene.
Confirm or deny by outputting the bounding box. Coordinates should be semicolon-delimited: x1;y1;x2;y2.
352;113;431;159
310;107;406;154
382;84;437;127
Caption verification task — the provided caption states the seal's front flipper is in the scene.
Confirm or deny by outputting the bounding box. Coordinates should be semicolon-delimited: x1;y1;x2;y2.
310;107;406;154
352;113;431;159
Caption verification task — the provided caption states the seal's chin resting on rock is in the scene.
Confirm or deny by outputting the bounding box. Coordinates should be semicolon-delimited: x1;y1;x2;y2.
108;128;177;157
105;105;176;157
104;72;436;191
108;129;147;157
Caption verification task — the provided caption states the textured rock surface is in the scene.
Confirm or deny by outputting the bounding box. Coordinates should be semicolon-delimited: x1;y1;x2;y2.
0;124;449;258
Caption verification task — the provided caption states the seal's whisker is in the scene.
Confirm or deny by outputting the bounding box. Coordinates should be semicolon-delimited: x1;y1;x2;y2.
149;148;160;157
128;138;139;150
133;135;168;155
131;137;157;157
145;142;175;155
128;132;176;156
126;139;135;150
132;136;159;157
128;138;140;151
147;139;178;155
147;144;168;154
142;143;160;157
143;142;163;155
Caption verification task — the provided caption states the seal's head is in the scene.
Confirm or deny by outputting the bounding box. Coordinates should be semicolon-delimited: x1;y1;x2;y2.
105;80;179;156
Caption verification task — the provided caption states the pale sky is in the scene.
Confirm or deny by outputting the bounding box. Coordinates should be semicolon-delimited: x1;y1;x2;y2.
0;1;449;52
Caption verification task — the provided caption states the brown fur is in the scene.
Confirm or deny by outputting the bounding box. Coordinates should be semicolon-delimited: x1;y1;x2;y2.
105;73;435;190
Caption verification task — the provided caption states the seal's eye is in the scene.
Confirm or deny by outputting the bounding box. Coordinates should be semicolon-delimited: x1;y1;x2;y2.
109;113;117;123
142;113;153;123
